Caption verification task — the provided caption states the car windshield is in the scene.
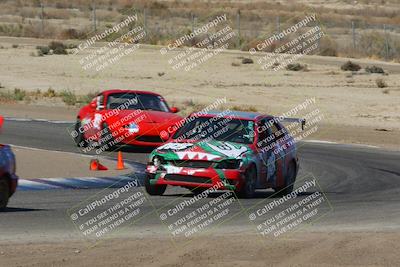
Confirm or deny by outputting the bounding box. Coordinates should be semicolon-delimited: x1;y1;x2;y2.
107;93;170;112
172;116;254;144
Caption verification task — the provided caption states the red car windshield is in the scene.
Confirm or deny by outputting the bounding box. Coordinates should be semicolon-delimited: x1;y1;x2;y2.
107;93;170;112
172;116;255;144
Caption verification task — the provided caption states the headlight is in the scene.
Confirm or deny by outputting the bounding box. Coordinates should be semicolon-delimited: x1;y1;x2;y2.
215;159;242;169
124;123;140;133
151;156;165;167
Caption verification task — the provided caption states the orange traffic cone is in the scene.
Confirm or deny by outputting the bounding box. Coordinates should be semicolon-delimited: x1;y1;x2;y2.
116;151;125;170
90;159;108;171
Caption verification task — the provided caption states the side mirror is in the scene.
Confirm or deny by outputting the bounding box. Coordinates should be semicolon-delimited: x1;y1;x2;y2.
170;107;179;113
89;101;97;109
160;132;170;141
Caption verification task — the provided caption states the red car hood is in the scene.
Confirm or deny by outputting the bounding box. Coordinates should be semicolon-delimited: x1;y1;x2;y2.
112;109;182;124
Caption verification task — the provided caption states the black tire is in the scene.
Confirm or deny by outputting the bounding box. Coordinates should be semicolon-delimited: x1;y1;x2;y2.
190;187;207;195
99;123;117;151
74;119;87;148
0;179;10;211
274;161;296;196
144;175;167;196
236;165;257;198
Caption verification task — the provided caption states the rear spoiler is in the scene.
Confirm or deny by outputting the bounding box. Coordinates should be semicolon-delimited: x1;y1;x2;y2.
278;117;306;130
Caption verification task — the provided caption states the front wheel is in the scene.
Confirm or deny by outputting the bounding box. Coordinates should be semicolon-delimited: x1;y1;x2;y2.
74;119;87;148
0;179;10;211
236;165;257;198
99;123;117;151
144;175;167;196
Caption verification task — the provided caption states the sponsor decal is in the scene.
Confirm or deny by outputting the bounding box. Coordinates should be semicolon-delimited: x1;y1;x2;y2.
175;151;220;161
158;143;194;151
208;143;247;158
164;165;184;174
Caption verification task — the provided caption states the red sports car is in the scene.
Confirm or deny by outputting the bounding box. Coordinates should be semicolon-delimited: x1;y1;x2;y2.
74;90;182;150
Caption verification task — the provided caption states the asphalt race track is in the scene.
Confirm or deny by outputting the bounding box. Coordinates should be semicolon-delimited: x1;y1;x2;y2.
1;119;400;242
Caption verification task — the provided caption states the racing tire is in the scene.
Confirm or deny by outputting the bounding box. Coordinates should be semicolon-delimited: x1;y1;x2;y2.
0;178;10;211
144;175;167;196
274;161;296;196
236;165;257;198
99;123;117;151
74;119;88;148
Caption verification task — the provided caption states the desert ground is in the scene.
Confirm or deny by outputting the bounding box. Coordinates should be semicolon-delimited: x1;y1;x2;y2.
0;36;399;150
1;232;400;266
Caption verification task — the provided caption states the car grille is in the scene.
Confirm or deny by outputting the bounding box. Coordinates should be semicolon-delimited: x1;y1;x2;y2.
135;135;163;143
164;174;212;184
169;160;213;168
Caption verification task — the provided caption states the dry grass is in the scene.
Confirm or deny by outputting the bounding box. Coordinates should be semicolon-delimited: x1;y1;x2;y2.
0;87;97;106
0;1;399;60
376;78;388;88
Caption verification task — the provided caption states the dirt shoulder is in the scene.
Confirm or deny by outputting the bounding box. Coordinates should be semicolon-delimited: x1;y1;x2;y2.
0;231;399;266
12;146;131;179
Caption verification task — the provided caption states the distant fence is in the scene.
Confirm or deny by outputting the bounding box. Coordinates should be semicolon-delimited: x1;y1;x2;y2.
0;3;399;62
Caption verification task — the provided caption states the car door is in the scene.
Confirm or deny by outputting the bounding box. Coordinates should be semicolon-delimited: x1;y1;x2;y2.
256;119;278;188
268;121;287;189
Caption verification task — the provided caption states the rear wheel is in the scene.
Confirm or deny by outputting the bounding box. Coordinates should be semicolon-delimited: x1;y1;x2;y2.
0;179;10;211
74;119;87;148
144;175;167;196
274;161;296;196
236;165;257;198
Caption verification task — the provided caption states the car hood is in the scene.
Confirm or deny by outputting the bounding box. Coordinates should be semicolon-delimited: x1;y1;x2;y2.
153;140;253;161
112;109;182;124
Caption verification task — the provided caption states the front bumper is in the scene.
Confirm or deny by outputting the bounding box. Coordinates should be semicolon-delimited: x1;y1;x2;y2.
113;130;165;147
146;165;245;191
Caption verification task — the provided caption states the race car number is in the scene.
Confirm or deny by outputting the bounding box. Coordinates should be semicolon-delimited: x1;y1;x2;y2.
208;143;247;158
158;143;193;151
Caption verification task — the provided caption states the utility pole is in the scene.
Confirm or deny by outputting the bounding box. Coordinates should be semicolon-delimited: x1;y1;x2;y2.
384;24;390;60
191;12;195;33
236;10;241;49
143;9;147;33
92;0;97;32
276;16;280;34
351;21;356;50
40;2;44;37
